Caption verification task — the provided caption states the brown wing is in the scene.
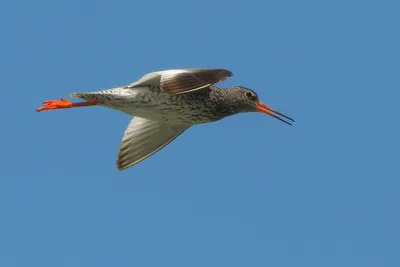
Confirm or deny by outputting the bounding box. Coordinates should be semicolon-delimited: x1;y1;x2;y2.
160;69;232;94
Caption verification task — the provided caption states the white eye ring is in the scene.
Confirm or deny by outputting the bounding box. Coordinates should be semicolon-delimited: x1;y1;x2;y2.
245;91;253;99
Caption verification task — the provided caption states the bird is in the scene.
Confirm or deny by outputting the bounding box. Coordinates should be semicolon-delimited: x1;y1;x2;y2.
36;68;295;170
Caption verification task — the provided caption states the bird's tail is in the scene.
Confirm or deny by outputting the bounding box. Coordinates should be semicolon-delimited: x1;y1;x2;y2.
70;87;129;101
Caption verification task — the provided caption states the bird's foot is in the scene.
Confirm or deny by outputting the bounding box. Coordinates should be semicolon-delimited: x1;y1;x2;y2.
36;98;72;112
36;98;99;112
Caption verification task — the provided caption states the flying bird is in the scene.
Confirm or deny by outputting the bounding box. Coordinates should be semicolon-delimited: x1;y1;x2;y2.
36;68;294;170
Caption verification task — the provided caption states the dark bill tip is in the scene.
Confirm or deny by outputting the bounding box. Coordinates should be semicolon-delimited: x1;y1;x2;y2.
256;101;295;126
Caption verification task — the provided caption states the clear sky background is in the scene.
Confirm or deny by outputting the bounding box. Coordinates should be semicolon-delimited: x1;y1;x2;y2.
1;0;399;266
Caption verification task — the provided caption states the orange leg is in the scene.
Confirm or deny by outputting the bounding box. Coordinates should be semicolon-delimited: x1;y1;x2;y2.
36;98;99;112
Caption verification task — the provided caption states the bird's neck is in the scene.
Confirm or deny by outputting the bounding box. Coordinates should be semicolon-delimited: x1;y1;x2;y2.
209;87;241;118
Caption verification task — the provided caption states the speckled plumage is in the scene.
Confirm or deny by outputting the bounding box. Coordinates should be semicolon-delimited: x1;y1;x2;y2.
70;84;255;124
38;68;294;170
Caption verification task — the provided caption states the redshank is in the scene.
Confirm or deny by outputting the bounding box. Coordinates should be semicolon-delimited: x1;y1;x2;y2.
36;68;295;170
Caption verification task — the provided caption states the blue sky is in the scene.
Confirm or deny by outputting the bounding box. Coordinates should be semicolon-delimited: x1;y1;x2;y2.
1;0;399;266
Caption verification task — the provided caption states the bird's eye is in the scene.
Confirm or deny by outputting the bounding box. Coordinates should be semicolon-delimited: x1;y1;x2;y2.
245;91;254;99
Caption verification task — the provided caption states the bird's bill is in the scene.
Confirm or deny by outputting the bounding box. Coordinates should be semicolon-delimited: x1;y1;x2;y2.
256;101;295;126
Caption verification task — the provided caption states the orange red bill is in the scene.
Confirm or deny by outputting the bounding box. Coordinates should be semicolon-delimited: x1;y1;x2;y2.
256;101;295;126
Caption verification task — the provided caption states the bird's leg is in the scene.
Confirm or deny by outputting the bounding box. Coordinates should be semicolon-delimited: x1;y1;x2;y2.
36;98;100;112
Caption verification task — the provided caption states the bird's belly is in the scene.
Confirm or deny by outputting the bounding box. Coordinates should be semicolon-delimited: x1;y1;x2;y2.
120;106;213;124
99;89;214;124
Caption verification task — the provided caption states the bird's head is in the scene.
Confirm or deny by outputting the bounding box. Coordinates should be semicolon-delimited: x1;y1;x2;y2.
225;86;295;125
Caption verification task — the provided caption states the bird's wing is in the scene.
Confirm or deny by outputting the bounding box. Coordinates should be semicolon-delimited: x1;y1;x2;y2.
117;117;191;170
127;69;233;94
